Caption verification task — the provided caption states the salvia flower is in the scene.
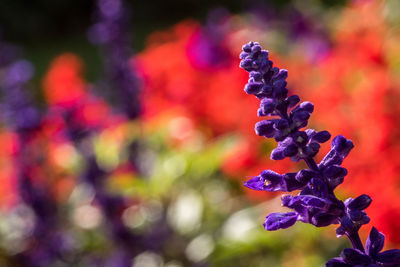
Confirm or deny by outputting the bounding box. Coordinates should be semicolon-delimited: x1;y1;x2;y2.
239;41;400;266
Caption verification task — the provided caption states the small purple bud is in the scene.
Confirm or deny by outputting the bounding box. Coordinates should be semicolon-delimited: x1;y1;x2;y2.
244;81;263;94
242;42;253;52
239;58;253;71
293;110;310;123
273;69;288;80
251;44;261;54
255;120;275;137
348;194;372;211
283;143;298;157
312;130;331;143
260;98;276;114
249;71;263;81
263;212;298;231
257;108;266;117
299;101;314;113
239;51;249;59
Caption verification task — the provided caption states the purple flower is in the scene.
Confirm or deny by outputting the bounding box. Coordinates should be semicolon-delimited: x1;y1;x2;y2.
239;42;398;266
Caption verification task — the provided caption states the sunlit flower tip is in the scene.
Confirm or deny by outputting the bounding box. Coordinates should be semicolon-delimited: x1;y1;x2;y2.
244;170;282;191
263;212;298;231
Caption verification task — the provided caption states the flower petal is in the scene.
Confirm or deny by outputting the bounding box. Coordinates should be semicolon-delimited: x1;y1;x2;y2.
366;227;385;258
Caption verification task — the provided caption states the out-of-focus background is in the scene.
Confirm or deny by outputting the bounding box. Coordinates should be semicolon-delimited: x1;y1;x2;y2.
0;0;399;266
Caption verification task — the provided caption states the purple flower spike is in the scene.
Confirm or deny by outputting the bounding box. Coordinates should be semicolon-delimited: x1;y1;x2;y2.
239;42;398;266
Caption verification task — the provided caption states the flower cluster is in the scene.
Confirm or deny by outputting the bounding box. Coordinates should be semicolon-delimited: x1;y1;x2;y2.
240;41;400;266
